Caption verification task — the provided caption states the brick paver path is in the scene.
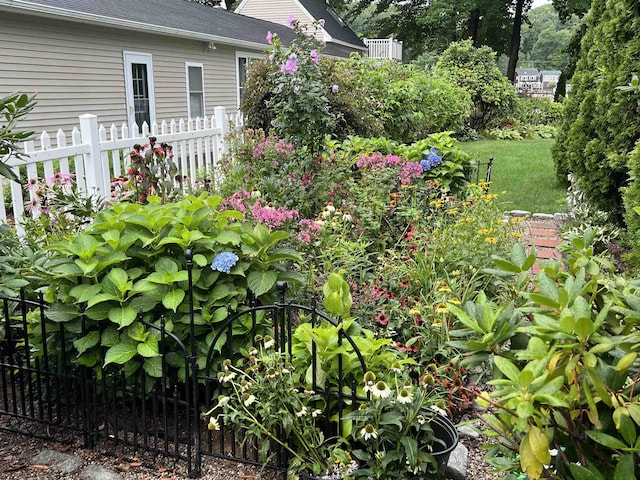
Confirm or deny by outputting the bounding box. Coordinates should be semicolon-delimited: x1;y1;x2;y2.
524;217;563;273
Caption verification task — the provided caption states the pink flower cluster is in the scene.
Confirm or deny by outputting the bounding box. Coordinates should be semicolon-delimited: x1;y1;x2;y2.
295;218;322;245
252;137;295;158
398;162;423;185
251;200;299;229
221;190;251;213
356;153;403;170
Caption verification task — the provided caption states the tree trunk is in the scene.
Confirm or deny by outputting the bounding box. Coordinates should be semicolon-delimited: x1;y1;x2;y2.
507;0;525;83
467;8;481;46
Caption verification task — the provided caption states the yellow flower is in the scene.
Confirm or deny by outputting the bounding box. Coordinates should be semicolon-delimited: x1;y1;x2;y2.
438;285;452;293
449;297;461;305
435;302;448;313
485;237;498;244
409;308;421;315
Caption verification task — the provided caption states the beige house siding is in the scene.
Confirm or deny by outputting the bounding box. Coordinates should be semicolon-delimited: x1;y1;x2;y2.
0;11;259;137
235;0;325;43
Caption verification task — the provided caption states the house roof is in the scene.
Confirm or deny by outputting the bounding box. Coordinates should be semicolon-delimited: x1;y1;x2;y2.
516;68;540;76
297;0;366;49
540;70;562;75
0;0;307;51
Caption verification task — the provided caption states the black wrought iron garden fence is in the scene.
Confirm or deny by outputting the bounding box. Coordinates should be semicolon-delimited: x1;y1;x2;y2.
0;252;368;477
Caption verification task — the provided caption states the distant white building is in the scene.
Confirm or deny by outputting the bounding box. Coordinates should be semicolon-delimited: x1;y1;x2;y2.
540;70;561;91
515;68;562;97
515;68;542;95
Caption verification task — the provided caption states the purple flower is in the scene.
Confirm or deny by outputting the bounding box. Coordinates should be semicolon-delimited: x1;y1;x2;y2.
280;53;298;74
266;31;273;43
211;252;239;274
277;83;284;91
332;84;339;93
287;15;295;28
310;49;318;65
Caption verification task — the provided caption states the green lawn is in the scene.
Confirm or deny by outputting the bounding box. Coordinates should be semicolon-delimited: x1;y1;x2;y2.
462;138;567;214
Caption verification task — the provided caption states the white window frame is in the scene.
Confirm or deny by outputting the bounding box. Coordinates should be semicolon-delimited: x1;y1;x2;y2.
235;52;263;109
185;61;205;120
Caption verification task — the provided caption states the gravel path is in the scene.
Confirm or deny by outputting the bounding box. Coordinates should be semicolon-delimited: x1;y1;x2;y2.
0;428;501;479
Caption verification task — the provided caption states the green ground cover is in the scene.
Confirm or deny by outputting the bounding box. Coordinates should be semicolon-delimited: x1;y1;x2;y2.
462;138;567;214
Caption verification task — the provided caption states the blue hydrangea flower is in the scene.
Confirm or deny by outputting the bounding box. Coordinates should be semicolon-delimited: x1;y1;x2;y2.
211;252;239;274
419;147;443;172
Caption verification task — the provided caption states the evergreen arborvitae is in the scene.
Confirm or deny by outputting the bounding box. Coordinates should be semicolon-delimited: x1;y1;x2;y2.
552;0;640;225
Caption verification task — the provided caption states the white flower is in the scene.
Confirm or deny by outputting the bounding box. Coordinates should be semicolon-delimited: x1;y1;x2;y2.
296;406;308;417
249;348;258;357
219;371;235;382
243;394;256;407
371;381;392;399
311;408;321;418
263;335;275;349
397;388;413;404
343;213;352;222
361;424;378;441
363;371;376;393
208;416;220;431
215;395;230;409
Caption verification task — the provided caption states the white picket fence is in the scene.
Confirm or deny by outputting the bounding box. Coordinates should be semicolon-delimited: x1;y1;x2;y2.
1;106;243;234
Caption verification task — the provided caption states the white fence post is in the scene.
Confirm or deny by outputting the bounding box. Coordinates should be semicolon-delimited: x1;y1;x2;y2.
79;114;110;200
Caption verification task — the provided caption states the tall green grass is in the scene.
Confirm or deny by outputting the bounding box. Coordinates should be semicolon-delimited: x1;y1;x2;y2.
462;138;567;214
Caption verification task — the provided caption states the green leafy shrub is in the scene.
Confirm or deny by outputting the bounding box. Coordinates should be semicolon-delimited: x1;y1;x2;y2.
514;97;564;126
462;229;640;479
552;0;640;224
40;194;303;379
241;50;471;144
624;144;640;266
337;57;471;143
435;40;517;132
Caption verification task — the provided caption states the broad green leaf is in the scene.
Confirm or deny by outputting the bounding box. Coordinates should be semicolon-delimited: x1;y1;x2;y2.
127;322;147;342
101;327;120;347
616;352;637;374
108;306;137;328
492;257;521;273
247;270;277;297
534;375;565;396
447;303;484;334
575;317;594;342
104;343;137;366
494;356;520;383
616;411;636;446
214;230;242;245
106;268;130;295
45;303;80;323
192;253;208;266
614;454;635;480
137;337;160;357
586;430;627;450
69;284;102;304
162;289;185;312
143;356;163;378
75;258;99;276
533;394;569;408
538;273;559;302
569;463;603;480
73;331;100;355
101;229;121;249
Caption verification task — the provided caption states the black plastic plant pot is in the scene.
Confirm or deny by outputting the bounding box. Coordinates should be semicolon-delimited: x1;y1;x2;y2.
429;411;459;473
